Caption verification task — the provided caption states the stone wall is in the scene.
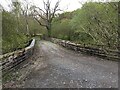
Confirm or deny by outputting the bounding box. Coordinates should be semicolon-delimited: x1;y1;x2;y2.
0;39;36;75
51;38;119;61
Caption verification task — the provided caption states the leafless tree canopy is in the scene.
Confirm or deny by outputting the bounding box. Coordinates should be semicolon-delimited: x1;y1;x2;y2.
30;0;62;37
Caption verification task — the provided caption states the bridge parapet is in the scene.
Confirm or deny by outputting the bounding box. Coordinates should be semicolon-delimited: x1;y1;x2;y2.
51;38;119;61
1;39;36;75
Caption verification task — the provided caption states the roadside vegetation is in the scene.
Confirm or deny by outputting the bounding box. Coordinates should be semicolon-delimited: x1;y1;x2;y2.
2;9;45;54
51;2;118;50
2;1;119;54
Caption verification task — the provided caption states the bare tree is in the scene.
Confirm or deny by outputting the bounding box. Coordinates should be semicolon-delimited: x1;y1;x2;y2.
21;0;30;35
11;0;21;33
12;1;21;33
30;0;62;37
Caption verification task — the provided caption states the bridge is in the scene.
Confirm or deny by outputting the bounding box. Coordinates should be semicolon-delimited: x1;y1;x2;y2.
4;40;117;88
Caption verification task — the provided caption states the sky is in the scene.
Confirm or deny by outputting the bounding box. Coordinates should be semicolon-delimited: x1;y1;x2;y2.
31;0;84;11
0;0;84;12
0;0;119;12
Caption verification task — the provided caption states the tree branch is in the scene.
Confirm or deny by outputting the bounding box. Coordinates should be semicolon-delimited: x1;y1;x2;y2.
34;17;47;27
33;9;47;21
33;6;46;14
50;0;60;21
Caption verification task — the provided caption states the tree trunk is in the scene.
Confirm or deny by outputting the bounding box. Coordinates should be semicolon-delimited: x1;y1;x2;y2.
48;29;51;37
47;23;52;38
16;15;19;33
26;22;29;35
25;15;29;35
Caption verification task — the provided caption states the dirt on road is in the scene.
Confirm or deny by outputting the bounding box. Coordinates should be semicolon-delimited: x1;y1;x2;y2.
5;40;118;88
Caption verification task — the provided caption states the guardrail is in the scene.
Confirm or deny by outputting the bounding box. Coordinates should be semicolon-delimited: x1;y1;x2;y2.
51;38;119;61
0;39;36;75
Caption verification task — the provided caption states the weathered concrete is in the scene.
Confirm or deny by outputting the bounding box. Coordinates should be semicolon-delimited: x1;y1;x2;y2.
51;38;120;61
1;39;35;74
21;41;118;88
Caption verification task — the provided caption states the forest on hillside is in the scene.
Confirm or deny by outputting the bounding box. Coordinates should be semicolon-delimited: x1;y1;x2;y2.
1;2;119;54
52;2;118;48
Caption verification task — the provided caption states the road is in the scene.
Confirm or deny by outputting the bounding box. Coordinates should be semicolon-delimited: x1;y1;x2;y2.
21;40;118;88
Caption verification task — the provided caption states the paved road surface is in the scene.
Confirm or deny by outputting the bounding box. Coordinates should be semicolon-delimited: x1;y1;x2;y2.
22;40;118;88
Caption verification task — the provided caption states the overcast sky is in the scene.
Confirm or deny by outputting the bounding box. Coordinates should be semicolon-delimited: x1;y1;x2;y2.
31;0;84;11
0;0;84;12
0;0;119;12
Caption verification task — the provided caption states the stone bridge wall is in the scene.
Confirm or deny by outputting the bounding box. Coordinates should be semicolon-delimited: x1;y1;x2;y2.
51;38;119;61
0;39;36;75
